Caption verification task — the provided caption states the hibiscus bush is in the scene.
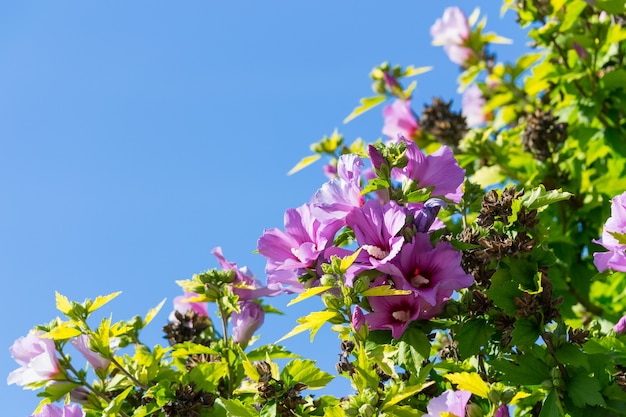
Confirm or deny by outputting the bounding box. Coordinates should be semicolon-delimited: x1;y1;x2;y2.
9;1;626;416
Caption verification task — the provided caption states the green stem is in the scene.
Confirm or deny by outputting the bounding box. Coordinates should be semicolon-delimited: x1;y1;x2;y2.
110;357;148;391
217;300;235;398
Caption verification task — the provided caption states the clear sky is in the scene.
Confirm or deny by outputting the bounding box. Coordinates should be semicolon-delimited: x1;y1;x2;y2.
1;2;528;415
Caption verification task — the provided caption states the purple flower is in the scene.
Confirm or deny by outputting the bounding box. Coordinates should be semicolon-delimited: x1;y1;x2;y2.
430;7;474;66
29;404;85;417
391;137;465;203
232;301;264;348
387;233;474;318
212;247;282;300
258;203;341;292
572;42;589;60
366;291;422;339
424;389;472;417
594;192;626;272
382;99;419;141
408;198;447;233
614;315;626;335
169;291;210;322
313;154;364;224
495;404;511;417
346;200;406;269
352;305;365;331
70;334;117;370
7;331;61;387
462;84;487;128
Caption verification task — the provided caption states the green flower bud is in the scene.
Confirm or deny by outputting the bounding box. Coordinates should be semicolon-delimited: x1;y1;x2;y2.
466;403;483;417
501;389;515;403
320;274;336;287
322;292;341;310
358;404;375;417
541;379;553;390
488;389;501;404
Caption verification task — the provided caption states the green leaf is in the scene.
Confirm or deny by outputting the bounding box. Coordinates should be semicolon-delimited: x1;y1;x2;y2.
352;344;379;391
596;0;625;14
277;311;339;343
471;166;505;189
381;381;434;410
539;389;564;417
567;374;606;407
55;292;72;315
555;343;589;370
171;342;219;358
103;386;133;417
455;318;495;359
188;362;229;392
400;327;431;359
323;404;346;417
491;355;551;385
216;398;259;417
246;344;300;362
360;285;412;297
511;319;540;348
287;154;322;176
486;269;521;316
282;359;334;389
343;95;386;124
559;0;587;31
287;286;333;307
520;185;572;210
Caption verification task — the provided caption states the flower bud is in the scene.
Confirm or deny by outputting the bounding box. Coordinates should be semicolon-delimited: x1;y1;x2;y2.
232;301;264;348
322;292;341;310
358;404;375;417
466;403;484;417
320;274;336;287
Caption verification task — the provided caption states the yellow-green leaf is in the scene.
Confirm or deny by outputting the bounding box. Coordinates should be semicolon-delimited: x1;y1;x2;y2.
340;248;362;272
55;291;72;315
88;292;122;313
403;65;433;77
511;391;532;404
445;372;490;398
242;360;260;382
144;298;166;326
45;324;82;341
483;32;513;44
468;7;481;26
471;165;505;189
287;154;321;176
343;95;386;124
277;311;339;343
382;381;435;409
360;285;412;297
287;286;333;307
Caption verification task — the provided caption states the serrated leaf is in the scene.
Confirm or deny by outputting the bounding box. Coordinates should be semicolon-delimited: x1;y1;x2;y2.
559;0;588;31
455;319;495;359
216;398;259;417
287;286;333;306
360;285;412;297
471;165;505;188
282;359;334;389
55;292;72;315
246;344;301;361
103;386;133;417
88;292;122;313
520;185;572;210
45;324;81;340
242;360;260;382
445;372;490;398
539;389;564;417
511;319;540;348
340;248;362;272
567;374;606;407
491;355;550;385
287;154;321;176
189;362;229;392
277;311;339;343
144;298;166;326
382;381;434;409
323;405;346;417
343;95;386;124
171;342;219;358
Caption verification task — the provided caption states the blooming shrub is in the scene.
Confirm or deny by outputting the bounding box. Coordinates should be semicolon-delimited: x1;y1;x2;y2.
9;2;626;417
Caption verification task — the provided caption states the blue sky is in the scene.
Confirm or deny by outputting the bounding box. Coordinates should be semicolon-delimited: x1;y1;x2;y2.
1;2;528;415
